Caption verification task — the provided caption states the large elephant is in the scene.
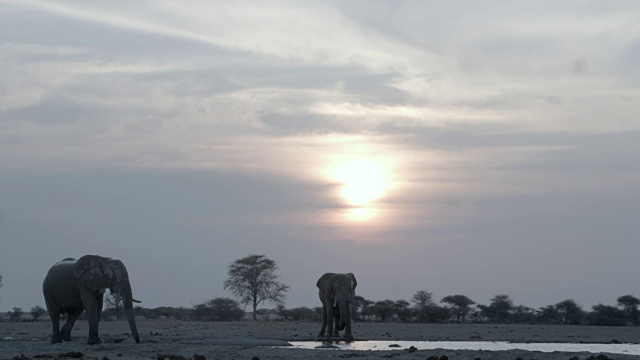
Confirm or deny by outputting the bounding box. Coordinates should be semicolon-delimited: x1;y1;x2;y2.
317;272;357;339
42;255;141;345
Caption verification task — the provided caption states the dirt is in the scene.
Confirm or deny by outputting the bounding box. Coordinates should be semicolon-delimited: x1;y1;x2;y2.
1;320;639;360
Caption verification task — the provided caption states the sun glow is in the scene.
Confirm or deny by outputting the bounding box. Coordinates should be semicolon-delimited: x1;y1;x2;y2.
329;156;393;222
334;160;386;206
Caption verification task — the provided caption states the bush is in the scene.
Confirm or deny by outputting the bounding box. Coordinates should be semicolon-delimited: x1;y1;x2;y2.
588;304;627;326
415;305;450;323
193;298;244;321
281;307;320;321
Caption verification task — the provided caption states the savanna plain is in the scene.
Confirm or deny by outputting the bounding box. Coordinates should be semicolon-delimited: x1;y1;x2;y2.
2;320;640;360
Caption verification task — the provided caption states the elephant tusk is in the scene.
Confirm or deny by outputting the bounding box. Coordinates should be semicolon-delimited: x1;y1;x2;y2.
132;298;142;303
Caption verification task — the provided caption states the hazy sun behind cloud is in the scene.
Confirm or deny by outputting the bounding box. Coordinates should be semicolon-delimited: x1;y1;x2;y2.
328;155;396;222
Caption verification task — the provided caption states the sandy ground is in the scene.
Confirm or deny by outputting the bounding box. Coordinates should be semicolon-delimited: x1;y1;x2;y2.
2;320;640;360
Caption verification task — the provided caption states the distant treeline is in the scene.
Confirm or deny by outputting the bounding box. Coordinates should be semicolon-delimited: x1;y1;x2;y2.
101;291;639;327
2;264;637;326
4;291;638;326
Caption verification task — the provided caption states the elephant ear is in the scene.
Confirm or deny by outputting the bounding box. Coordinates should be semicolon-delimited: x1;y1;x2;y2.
347;272;357;290
316;272;334;289
73;255;114;292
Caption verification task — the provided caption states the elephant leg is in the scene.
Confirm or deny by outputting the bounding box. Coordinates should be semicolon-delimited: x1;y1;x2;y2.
333;305;340;337
46;303;62;344
326;302;337;338
80;290;102;345
60;308;83;341
344;316;353;340
318;303;328;337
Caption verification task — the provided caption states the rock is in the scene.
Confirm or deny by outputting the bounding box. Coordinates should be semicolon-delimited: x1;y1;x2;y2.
440;356;448;360
388;344;401;348
193;355;206;360
11;354;30;360
610;339;621;344
58;352;83;358
251;357;260;360
408;346;417;352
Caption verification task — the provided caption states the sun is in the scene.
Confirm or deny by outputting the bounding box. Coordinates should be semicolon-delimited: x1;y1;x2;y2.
329;157;392;220
333;160;386;206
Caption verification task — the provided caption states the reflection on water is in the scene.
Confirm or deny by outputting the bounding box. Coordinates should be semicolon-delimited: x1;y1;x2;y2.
285;340;640;355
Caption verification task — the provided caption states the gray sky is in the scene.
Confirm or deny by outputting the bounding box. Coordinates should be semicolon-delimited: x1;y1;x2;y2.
1;0;639;312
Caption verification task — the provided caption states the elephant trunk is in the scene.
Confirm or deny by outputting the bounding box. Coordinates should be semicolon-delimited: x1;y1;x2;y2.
121;280;140;344
338;299;349;331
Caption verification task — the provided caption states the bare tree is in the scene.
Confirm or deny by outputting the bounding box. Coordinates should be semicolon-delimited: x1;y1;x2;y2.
224;254;289;321
104;292;125;320
30;306;46;321
9;307;23;322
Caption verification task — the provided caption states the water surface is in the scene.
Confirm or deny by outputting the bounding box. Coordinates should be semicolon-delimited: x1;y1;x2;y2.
286;340;640;355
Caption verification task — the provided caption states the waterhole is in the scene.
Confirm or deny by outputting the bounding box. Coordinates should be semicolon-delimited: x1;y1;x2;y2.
283;340;640;355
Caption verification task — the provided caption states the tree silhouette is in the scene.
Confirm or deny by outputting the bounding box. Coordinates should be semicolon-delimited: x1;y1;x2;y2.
371;299;395;322
9;307;23;322
411;290;435;309
104;292;124;320
224;254;289;320
481;294;514;323
617;295;640;326
590;304;627;326
441;295;475;323
30;306;46;321
393;299;414;322
193;298;245;321
555;299;583;325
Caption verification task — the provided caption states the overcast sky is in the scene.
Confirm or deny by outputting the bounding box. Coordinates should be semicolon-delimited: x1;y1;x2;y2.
1;1;639;312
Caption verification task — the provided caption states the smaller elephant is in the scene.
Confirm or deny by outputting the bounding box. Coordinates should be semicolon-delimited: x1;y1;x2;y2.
42;255;141;345
317;272;357;339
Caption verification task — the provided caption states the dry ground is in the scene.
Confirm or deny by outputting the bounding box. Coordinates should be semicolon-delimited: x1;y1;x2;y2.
2;320;640;360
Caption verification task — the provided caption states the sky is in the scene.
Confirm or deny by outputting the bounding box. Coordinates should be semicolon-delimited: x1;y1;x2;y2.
1;1;639;313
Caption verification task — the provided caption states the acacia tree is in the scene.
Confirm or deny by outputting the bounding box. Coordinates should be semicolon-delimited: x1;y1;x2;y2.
371;299;395;322
10;307;23;322
555;299;584;325
104;292;124;320
481;294;514;323
354;296;375;322
441;295;475;323
224;254;289;321
617;295;640;326
393;299;414;322
30;306;46;321
411;290;435;309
